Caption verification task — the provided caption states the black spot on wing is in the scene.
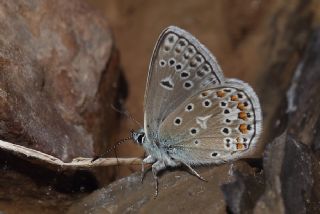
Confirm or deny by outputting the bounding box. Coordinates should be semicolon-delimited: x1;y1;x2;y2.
160;79;174;89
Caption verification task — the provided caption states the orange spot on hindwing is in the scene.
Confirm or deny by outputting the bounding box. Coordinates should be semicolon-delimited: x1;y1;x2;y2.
239;124;248;134
231;95;238;101
201;92;208;97
237;102;245;111
238;112;247;120
217;90;225;97
236;143;244;150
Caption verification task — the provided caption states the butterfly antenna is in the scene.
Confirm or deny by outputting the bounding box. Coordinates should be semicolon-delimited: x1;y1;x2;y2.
91;134;133;162
110;104;142;127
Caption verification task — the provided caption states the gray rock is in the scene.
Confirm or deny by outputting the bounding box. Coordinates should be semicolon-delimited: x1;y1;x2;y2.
254;132;313;214
221;162;264;214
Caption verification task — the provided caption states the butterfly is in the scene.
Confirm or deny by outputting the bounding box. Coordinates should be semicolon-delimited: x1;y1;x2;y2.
131;26;262;196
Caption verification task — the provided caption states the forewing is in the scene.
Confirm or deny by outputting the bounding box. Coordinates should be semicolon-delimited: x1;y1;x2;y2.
158;79;262;165
144;26;224;140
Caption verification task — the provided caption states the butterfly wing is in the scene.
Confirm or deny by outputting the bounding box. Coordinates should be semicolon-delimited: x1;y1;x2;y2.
158;79;262;165
144;26;224;140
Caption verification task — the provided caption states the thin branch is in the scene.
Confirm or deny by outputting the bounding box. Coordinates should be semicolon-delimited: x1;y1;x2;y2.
0;139;142;170
66;157;142;169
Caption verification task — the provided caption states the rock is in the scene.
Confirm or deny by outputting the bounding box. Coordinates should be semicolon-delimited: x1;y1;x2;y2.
0;0;124;162
255;0;313;143
221;161;264;214
68;162;258;214
269;28;320;213
285;30;320;148
0;0;126;212
254;133;313;214
252;28;320;214
0;152;98;213
223;27;320;214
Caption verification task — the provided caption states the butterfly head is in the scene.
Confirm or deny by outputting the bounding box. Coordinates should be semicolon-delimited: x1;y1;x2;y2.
131;128;145;145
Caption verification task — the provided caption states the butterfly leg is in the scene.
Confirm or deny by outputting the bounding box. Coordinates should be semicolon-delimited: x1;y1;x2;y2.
141;155;156;183
181;162;207;182
151;160;166;198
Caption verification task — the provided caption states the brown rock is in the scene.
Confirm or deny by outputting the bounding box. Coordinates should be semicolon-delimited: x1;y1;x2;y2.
0;152;98;213
253;28;320;214
254;133;313;214
286;30;320;148
221;161;264;214
0;0;123;162
68;162;259;214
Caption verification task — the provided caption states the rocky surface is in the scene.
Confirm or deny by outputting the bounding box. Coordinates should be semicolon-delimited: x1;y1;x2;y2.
68;161;261;214
0;0;124;213
0;0;123;162
253;133;314;214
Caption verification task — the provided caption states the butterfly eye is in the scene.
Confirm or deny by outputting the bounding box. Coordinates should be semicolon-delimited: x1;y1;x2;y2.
136;133;145;145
